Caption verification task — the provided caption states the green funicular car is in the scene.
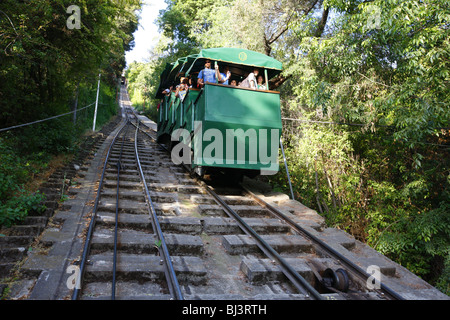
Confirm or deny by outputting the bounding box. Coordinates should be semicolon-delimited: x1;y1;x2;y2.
156;48;283;180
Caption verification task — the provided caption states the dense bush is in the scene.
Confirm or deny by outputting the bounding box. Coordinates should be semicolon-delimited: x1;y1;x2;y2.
0;138;46;227
0;0;140;227
125;62;159;121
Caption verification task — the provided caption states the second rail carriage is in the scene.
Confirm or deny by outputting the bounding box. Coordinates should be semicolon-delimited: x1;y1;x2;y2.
156;48;283;180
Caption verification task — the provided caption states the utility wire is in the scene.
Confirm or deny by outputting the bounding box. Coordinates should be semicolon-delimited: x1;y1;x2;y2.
282;117;450;148
281;117;393;128
282;117;450;131
0;102;95;133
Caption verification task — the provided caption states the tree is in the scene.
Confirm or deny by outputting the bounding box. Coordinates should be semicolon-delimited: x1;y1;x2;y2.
0;0;141;129
0;0;142;227
157;0;331;89
279;0;450;291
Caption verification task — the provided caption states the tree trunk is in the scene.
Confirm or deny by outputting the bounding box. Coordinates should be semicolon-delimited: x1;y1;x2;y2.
314;7;329;38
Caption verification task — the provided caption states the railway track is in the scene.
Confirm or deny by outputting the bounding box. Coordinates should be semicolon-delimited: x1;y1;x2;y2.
141;116;408;300
72;109;189;300
67;102;397;301
6;86;448;303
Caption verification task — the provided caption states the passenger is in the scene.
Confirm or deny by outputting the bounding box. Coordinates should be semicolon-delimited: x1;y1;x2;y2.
176;77;188;90
162;86;172;96
175;77;188;100
230;79;237;86
256;75;266;90
216;66;231;85
239;68;259;89
197;59;217;87
188;77;195;88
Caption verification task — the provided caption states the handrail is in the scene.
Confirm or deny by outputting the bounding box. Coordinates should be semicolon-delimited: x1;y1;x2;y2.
205;82;280;94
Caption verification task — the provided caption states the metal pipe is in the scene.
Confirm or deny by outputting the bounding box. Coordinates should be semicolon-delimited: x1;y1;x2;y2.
280;137;295;200
92;73;101;131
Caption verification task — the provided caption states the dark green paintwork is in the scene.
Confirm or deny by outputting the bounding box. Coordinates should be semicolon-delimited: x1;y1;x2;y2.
158;84;281;172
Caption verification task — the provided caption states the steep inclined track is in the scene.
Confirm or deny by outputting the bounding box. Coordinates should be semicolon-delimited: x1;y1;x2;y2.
66;110;416;300
3;87;448;301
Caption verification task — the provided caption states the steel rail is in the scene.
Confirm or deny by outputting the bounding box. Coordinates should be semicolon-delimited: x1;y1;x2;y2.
131;120;323;299
112;124;130;299
71;118;130;300
129;110;405;300
242;186;405;300
198;180;324;300
134;121;184;300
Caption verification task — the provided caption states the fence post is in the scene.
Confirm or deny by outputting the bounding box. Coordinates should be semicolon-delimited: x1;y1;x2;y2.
92;73;101;131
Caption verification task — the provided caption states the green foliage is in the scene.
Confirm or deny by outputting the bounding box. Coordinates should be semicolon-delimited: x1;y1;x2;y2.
0;192;46;228
0;138;46;227
273;0;450;292
0;139;27;199
0;0;141;227
158;0;217;53
126;61;163;121
0;0;141;130
377;202;450;286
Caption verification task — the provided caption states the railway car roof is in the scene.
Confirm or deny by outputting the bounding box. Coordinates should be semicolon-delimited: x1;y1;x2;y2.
185;48;282;74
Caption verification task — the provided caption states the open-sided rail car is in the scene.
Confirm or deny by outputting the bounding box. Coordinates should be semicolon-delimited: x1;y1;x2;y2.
155;48;283;179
